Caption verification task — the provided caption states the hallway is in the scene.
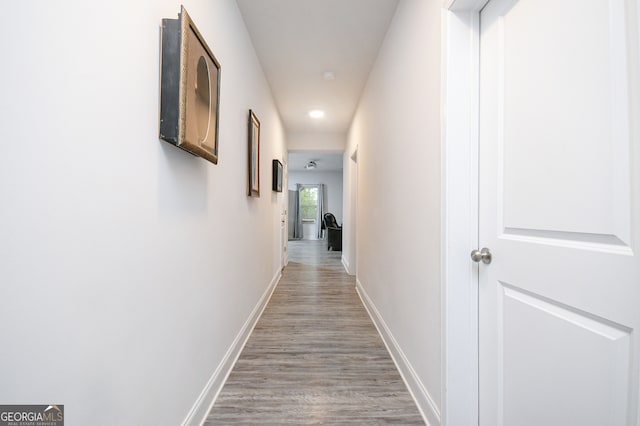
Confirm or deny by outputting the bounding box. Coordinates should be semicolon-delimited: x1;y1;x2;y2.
205;240;424;425
1;2;441;424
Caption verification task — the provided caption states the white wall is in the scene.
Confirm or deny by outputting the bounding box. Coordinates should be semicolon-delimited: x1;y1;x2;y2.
0;1;285;425
288;171;344;224
287;132;346;151
344;0;442;423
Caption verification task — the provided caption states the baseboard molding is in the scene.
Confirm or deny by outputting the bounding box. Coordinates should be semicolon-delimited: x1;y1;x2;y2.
355;279;441;426
181;269;282;426
341;256;351;275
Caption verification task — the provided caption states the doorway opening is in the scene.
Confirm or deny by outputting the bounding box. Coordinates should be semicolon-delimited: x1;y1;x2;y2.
287;151;344;242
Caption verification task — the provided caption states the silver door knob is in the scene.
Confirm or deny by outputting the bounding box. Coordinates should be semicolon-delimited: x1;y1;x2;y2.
471;248;492;264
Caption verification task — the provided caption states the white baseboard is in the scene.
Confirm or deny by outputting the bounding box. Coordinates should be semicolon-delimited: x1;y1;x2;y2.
181;269;282;426
341;256;351;275
355;279;441;426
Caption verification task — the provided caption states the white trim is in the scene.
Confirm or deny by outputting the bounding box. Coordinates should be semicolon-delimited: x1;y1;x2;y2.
446;0;488;11
441;1;485;425
356;279;440;426
341;255;351;275
181;270;282;426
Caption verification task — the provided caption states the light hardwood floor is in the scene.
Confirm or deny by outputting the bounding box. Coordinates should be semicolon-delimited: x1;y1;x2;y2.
204;240;425;425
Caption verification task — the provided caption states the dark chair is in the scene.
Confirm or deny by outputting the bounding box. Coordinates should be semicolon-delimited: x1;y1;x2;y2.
323;213;342;251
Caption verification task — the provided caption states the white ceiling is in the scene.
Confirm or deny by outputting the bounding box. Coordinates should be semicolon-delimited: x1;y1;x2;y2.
288;152;344;172
236;0;399;134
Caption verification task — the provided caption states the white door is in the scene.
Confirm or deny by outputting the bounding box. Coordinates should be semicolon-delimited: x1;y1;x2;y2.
478;0;640;425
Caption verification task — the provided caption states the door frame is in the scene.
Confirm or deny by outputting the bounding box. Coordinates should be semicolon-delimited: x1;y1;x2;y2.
441;0;487;424
347;146;358;276
282;159;289;268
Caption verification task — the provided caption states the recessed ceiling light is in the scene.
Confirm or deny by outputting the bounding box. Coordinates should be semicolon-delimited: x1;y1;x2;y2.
323;71;335;80
309;110;325;119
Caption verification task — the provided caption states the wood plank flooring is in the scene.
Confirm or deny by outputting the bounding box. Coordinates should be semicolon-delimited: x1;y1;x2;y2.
204;240;425;425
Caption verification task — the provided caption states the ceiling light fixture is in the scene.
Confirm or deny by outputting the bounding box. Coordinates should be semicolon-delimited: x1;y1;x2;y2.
309;110;325;119
304;161;317;170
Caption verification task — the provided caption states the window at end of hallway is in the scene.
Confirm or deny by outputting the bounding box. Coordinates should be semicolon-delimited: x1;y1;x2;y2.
300;187;318;222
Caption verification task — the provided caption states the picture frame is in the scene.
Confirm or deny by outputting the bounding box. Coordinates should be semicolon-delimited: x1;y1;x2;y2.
272;159;283;192
248;110;260;197
159;6;221;164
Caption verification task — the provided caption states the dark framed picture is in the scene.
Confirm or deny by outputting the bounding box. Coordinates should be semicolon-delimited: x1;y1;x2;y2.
159;6;221;164
272;159;283;192
248;110;260;197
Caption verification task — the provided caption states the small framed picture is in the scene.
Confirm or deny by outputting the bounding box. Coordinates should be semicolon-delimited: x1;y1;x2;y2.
272;160;283;192
248;110;260;197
